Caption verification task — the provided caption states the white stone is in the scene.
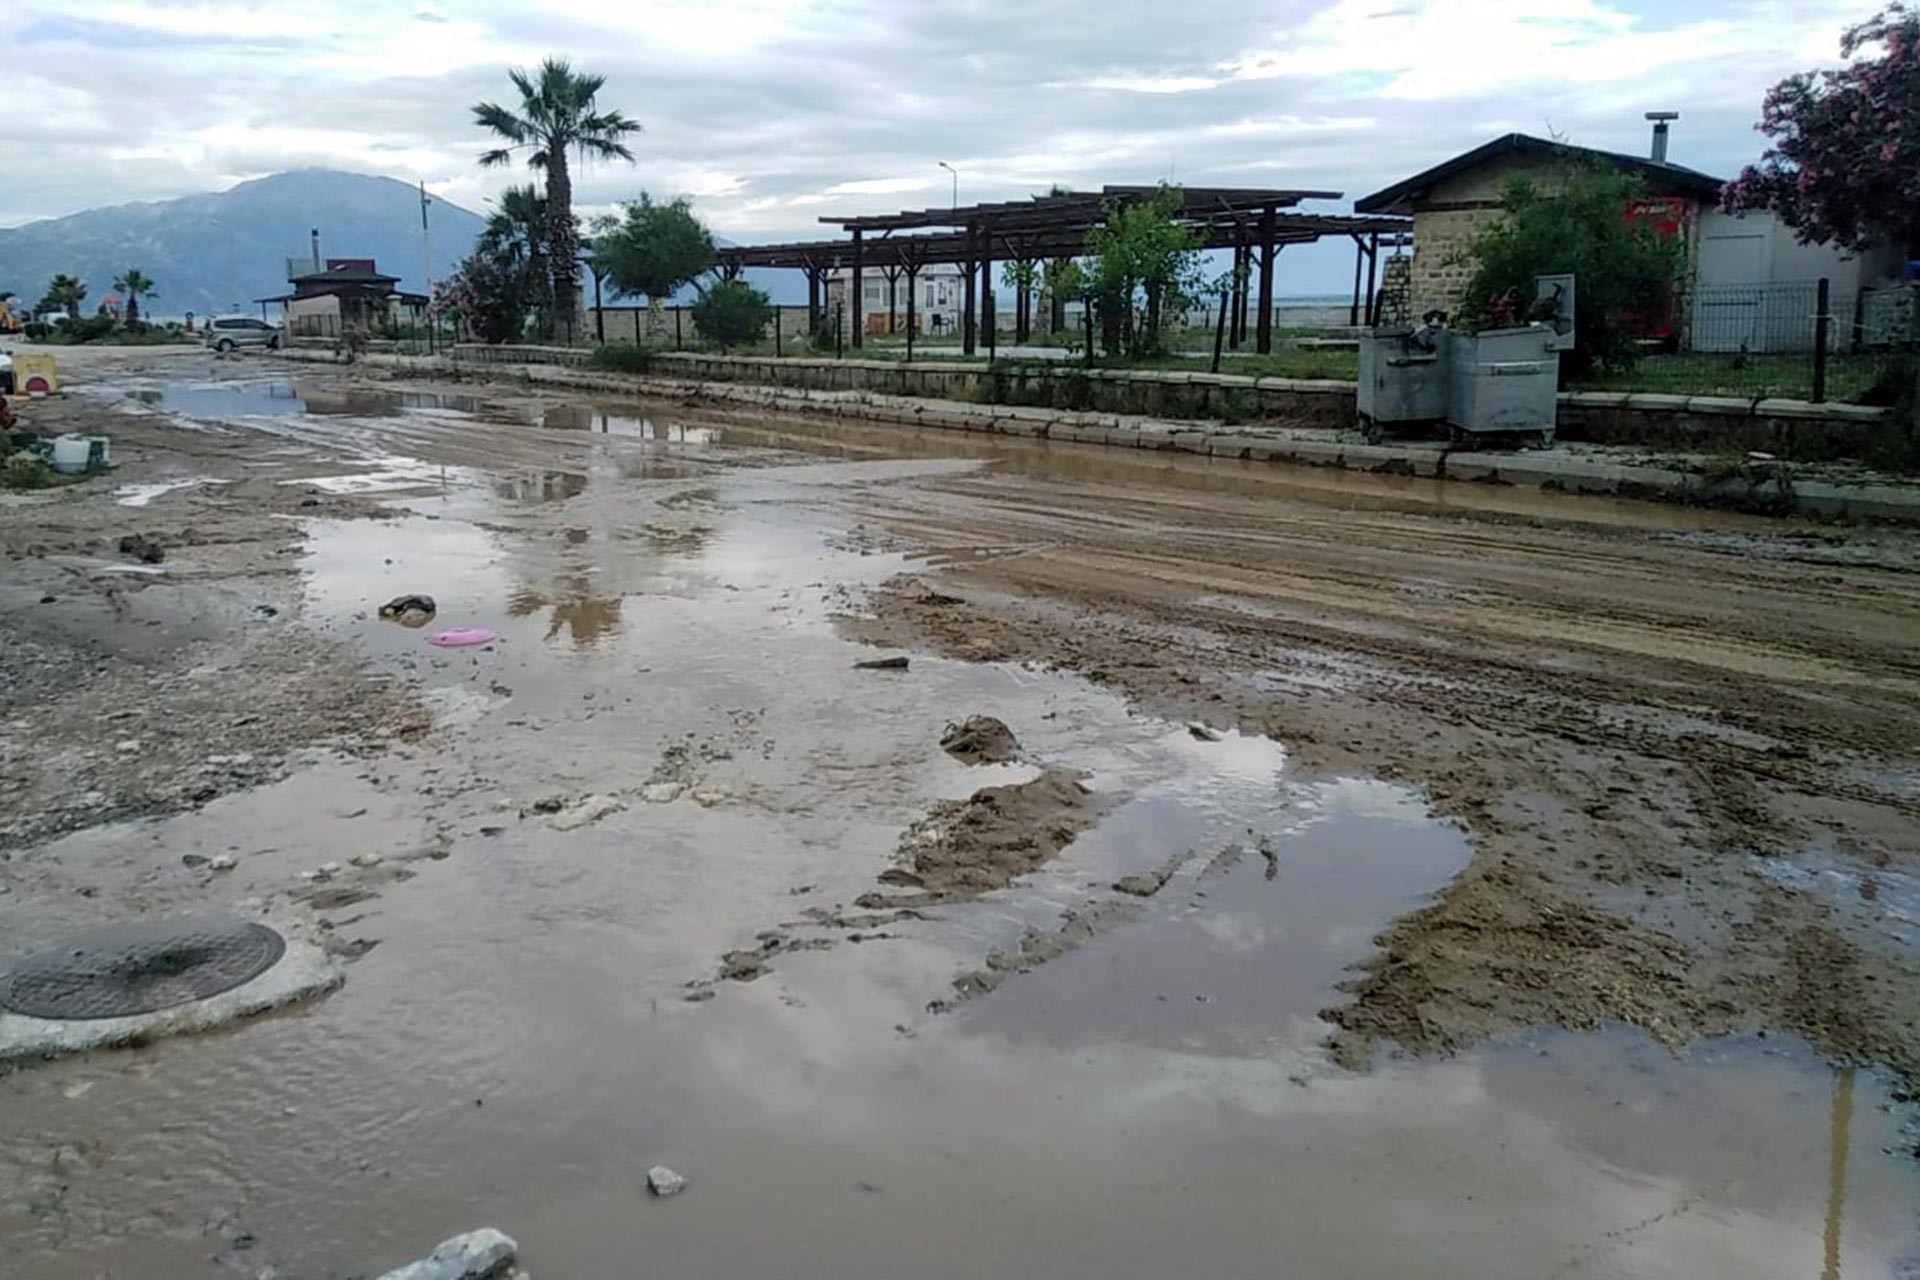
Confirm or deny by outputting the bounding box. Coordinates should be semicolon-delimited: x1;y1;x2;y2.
647;1165;688;1197
548;794;625;831
640;783;683;804
115;740;142;753
208;853;238;871
370;1228;519;1280
349;853;384;868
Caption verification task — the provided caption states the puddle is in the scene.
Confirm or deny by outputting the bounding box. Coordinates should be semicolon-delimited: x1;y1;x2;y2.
1759;849;1920;949
542;404;719;443
112;477;229;507
122;380;478;422
954;775;1467;1053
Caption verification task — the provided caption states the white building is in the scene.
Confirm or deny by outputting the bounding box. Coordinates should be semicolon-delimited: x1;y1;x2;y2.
825;262;968;338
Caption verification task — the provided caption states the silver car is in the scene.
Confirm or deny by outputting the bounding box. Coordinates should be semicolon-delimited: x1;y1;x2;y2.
204;315;283;352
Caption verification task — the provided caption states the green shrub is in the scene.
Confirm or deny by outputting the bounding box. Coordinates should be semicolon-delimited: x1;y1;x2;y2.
691;280;775;350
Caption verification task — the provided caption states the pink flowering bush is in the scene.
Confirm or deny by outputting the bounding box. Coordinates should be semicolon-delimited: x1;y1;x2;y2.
1724;5;1920;253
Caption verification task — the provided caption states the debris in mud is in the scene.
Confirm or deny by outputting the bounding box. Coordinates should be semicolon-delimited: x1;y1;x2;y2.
547;794;624;830
1187;722;1222;742
208;853;236;871
859;769;1101;908
716;933;836;983
854;655;910;671
370;1227;521;1280
647;1165;688;1198
116;532;165;564
719;949;768;982
377;594;437;628
940;715;1020;765
933;896;1148;1013
1113;849;1197;898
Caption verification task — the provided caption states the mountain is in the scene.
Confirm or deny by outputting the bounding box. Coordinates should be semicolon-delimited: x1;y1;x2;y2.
0;170;487;319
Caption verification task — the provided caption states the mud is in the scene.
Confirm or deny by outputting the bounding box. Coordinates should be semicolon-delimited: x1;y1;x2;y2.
860;768;1100;907
842;450;1920;1080
6;346;1920;1278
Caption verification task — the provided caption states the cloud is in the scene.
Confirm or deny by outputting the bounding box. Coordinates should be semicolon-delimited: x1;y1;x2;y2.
0;0;1873;292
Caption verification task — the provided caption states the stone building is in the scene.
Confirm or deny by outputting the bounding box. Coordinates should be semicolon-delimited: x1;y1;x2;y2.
1355;132;1724;321
1358;129;1908;352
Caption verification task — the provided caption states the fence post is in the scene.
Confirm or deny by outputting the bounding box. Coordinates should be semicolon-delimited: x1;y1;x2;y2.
675;307;683;350
1813;277;1831;404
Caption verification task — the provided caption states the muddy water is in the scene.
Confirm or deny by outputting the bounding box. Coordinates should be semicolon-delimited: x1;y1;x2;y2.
4;374;1919;1278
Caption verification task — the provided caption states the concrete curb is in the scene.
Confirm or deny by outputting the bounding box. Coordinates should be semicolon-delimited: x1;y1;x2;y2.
270;349;1920;524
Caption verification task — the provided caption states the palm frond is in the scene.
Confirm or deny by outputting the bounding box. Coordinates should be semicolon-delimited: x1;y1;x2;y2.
478;148;516;169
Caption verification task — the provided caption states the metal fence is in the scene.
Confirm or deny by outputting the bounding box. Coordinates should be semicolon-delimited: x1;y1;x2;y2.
1586;279;1917;404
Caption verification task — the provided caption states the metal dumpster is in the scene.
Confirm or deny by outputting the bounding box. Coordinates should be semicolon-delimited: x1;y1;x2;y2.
1356;322;1448;441
1444;324;1560;444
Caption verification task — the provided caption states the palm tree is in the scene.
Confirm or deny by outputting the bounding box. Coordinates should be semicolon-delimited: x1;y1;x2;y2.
473;58;639;338
479;185;552;335
113;269;156;327
481;185;549;268
39;274;86;320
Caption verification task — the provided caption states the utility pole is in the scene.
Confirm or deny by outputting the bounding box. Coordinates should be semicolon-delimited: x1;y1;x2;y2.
419;181;434;351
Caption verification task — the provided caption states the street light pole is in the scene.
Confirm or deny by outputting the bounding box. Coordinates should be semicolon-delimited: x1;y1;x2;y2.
938;161;958;211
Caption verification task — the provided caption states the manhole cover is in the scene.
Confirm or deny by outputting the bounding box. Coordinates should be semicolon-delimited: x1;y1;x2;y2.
0;918;286;1021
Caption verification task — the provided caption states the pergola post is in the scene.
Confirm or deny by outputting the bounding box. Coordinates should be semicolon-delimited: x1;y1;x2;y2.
850;228;864;348
1256;206;1276;354
885;266;899;335
962;226;977;356
1050;258;1067;335
1228;244;1245;350
1349;235;1365;328
905;262;920;362
807;266;820;338
980;221;995;360
1363;231;1380;327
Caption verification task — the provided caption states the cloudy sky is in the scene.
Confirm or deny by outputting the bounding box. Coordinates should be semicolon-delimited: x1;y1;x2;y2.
8;0;1872;292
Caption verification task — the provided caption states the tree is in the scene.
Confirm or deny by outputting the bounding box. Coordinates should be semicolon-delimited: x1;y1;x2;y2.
691;279;775;350
38;274;86;320
1458;166;1684;377
1723;5;1920;254
474;58;640;337
1041;257;1084;336
1081;184;1204;359
447;241;542;345
594;193;714;333
480;184;552;330
1000;259;1040;342
113;269;156;327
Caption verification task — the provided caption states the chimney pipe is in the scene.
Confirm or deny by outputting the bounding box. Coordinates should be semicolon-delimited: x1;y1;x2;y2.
310;228;321;272
1646;111;1678;164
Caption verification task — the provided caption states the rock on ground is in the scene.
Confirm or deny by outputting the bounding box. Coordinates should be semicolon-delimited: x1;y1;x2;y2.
371;1228;519;1280
647;1165;688;1197
939;715;1020;765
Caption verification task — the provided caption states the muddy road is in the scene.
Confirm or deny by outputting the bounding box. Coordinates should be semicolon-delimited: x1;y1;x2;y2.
2;346;1918;1278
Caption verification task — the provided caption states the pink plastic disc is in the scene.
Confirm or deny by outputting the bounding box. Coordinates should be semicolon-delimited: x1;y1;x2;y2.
428;627;496;648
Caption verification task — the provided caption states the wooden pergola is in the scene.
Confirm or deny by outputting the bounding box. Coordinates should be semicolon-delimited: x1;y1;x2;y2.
712;186;1410;356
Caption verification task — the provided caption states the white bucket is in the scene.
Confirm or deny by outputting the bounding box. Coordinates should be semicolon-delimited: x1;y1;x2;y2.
51;434;91;474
